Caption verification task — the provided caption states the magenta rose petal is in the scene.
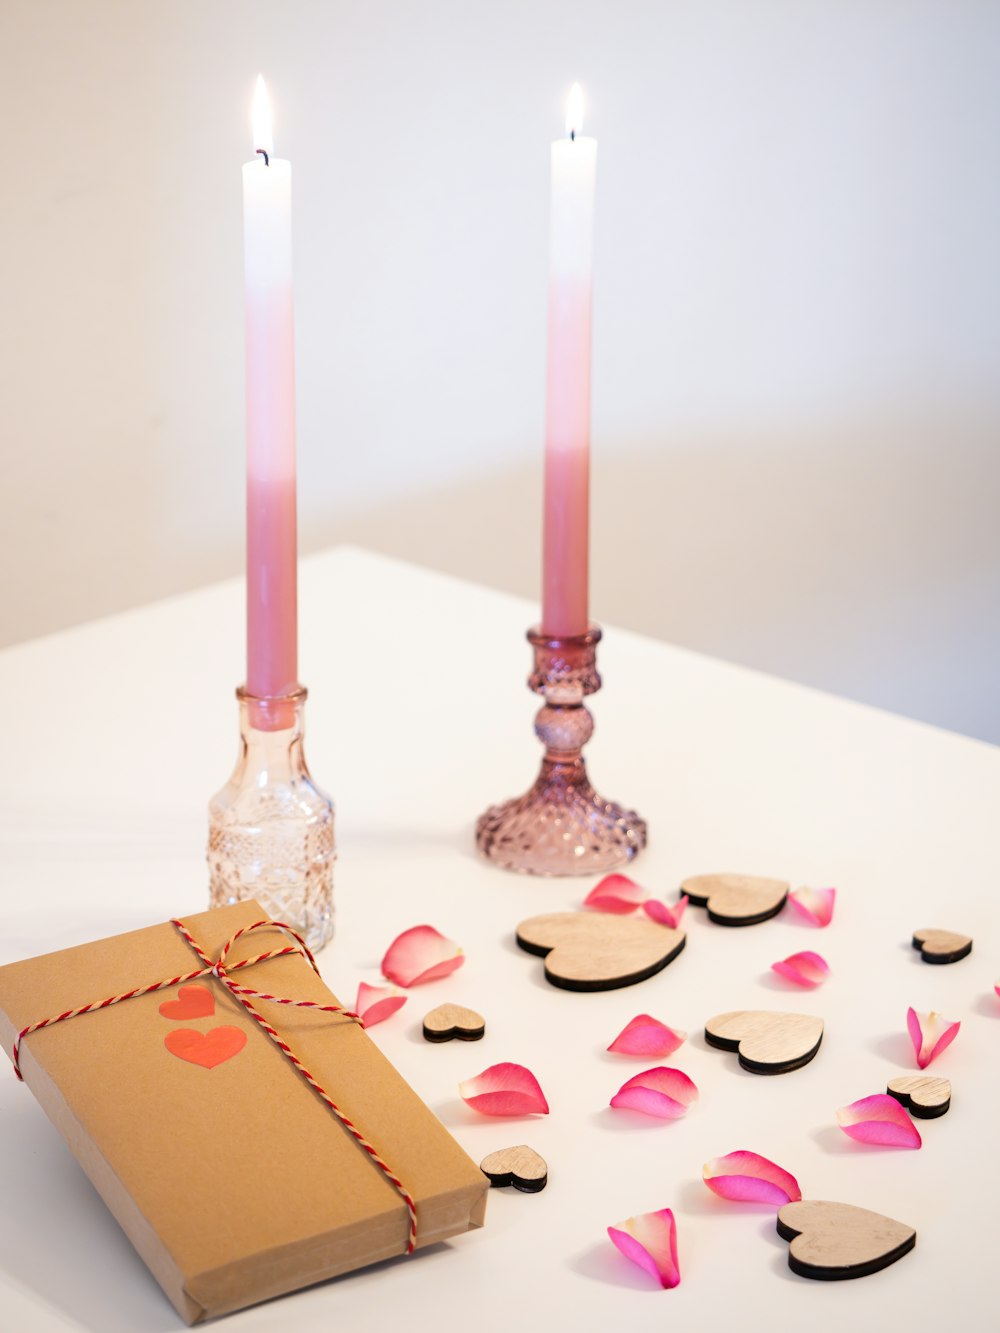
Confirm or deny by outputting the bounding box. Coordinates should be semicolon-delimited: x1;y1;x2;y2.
907;1007;960;1069
607;1208;680;1289
610;1067;698;1119
836;1094;922;1148
771;950;830;988
459;1062;550;1116
787;886;836;927
381;925;464;987
582;873;647;914
702;1150;801;1205
355;982;407;1028
607;1014;686;1058
642;895;688;929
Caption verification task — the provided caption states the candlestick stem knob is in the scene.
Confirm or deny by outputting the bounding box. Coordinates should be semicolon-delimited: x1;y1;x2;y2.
476;625;647;874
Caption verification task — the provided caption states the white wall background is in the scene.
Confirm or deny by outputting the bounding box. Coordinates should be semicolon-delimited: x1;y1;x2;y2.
2;1;999;740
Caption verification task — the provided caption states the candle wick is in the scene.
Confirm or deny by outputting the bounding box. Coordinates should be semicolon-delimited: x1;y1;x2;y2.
256;148;270;166
570;129;575;142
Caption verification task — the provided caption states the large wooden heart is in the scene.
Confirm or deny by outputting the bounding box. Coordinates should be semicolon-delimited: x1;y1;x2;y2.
777;1200;916;1280
704;1010;823;1074
516;912;686;991
682;874;788;926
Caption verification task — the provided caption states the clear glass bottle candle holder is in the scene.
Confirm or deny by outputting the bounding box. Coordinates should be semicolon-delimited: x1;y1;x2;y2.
208;686;335;950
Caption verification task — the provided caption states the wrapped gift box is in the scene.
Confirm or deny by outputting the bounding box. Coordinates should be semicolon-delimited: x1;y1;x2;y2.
0;901;488;1323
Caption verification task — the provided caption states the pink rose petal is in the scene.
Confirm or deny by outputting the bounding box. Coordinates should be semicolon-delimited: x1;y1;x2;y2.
771;950;830;988
642;896;688;929
787;886;836;927
610;1067;698;1119
907;1007;960;1070
355;981;407;1028
381;925;464;987
583;873;648;914
608;1014;687;1058
836;1094;922;1148
459;1062;549;1116
702;1150;802;1205
607;1208;680;1289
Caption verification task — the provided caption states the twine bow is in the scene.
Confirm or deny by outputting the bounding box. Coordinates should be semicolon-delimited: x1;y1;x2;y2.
12;917;418;1252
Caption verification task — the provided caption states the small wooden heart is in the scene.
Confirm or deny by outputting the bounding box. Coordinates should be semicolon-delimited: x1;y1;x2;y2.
776;1200;915;1280
422;1003;486;1043
158;984;215;1021
912;928;972;964
516;911;685;991
682;874;788;926
887;1074;951;1118
704;1010;823;1074
164;1026;247;1069
480;1145;548;1193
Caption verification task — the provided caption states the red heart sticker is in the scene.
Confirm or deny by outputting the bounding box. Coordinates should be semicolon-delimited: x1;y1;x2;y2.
164;1026;247;1069
158;984;215;1021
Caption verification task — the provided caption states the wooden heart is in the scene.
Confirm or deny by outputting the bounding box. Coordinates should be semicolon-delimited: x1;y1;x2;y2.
887;1074;951;1118
516;912;685;991
682;874;788;926
480;1145;548;1193
158;983;215;1021
422;1003;486;1043
912;928;972;964
164;1026;247;1069
776;1200;916;1280
704;1010;823;1074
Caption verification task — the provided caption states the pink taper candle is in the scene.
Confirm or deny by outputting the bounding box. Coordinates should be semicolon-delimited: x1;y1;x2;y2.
243;76;298;721
542;83;597;638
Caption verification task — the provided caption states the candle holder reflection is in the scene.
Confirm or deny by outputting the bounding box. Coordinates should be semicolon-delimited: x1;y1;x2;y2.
208;685;335;950
476;625;647;874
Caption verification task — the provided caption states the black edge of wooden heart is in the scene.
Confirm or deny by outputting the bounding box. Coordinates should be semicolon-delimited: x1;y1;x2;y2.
421;1020;485;1043
481;1164;548;1193
514;930;686;992
776;1214;916;1281
886;1082;951;1119
703;1026;823;1075
685;887;788;927
911;933;972;964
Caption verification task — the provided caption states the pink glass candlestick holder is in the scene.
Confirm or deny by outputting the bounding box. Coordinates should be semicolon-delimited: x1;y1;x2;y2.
208;685;335;950
476;625;647;874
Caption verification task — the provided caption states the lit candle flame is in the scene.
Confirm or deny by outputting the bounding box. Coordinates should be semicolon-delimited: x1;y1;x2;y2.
253;74;274;160
565;82;584;139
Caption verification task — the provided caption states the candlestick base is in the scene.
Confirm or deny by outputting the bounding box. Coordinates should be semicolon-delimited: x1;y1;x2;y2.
208;686;335;951
476;626;647;875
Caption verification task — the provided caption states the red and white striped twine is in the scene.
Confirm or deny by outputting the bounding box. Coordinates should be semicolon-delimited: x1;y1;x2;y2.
13;916;418;1254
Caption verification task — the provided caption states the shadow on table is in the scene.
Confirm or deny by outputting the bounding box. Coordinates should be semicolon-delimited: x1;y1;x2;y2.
971;992;1000;1018
675;1176;779;1218
341;822;479;861
0;1103;178;1333
566;1239;670;1292
865;1031;914;1064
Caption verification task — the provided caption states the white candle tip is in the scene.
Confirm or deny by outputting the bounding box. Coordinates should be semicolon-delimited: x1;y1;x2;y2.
566;82;584;139
253;74;274;159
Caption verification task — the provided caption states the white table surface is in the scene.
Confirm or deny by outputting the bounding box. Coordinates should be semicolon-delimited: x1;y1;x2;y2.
1;546;998;1333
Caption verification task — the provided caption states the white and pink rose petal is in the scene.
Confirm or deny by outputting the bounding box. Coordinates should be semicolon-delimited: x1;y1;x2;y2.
607;1208;680;1289
381;924;464;987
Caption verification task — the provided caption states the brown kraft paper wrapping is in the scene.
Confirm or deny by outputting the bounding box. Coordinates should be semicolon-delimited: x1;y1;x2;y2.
0;901;488;1323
